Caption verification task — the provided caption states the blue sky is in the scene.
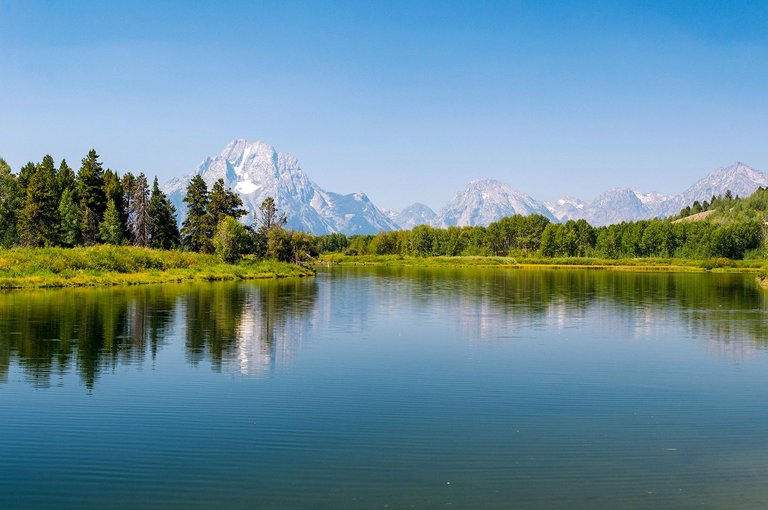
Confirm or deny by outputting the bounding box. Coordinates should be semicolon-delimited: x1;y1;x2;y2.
1;1;767;210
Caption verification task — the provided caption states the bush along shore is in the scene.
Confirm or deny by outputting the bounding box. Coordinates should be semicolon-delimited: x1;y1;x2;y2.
318;253;768;275
0;246;313;289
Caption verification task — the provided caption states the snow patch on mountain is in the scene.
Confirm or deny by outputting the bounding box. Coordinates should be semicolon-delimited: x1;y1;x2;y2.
545;162;768;226
163;140;397;235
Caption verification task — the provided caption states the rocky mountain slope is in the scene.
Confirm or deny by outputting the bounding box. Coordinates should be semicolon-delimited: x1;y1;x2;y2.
545;162;768;226
165;143;767;233
434;179;556;227
164;140;398;235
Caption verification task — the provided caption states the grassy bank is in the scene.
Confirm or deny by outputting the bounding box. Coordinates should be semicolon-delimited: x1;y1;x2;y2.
0;246;314;289
319;253;768;274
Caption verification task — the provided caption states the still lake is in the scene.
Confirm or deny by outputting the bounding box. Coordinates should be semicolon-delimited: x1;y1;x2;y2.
1;267;768;509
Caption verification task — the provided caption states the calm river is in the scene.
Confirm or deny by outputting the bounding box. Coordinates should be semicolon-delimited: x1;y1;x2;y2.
1;267;768;509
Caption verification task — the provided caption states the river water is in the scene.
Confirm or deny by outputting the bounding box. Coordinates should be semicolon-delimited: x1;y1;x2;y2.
1;267;768;509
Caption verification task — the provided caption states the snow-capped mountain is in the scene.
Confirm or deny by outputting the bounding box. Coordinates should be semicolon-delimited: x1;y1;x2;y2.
545;162;768;226
164;140;397;235
394;203;437;230
434;179;556;227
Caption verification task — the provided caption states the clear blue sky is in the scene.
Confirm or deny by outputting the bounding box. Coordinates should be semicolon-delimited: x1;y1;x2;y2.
1;0;767;210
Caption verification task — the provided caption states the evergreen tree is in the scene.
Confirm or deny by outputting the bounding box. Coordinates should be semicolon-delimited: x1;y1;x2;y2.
121;172;137;243
81;206;99;246
127;173;150;246
16;161;36;198
208;178;246;227
0;158;20;247
98;198;123;245
148;177;180;249
56;159;76;197
58;187;81;247
18;155;60;246
180;175;213;253
77;149;107;243
103;169;128;242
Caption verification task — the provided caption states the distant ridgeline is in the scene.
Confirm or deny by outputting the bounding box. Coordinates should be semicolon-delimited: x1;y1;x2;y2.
1;151;767;263
317;187;768;261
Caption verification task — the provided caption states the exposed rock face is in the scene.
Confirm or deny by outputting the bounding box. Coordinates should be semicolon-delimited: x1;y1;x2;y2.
394;203;438;230
545;162;768;226
433;179;556;227
164;140;398;235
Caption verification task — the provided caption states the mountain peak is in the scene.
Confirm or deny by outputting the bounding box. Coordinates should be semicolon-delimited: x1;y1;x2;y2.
435;178;555;227
163;140;397;235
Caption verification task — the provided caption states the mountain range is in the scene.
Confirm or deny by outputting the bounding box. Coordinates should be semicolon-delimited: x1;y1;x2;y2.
164;141;768;234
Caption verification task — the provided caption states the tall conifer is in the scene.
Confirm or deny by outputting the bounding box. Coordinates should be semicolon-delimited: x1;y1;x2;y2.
77;149;107;243
0;158;19;247
208;178;245;227
127;173;150;246
180;175;212;252
148;177;180;249
18;155;60;246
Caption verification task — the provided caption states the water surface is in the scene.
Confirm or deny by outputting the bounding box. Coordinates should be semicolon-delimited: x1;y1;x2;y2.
1;268;768;509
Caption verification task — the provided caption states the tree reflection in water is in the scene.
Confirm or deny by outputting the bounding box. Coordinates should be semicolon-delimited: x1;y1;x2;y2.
0;269;766;388
0;279;318;388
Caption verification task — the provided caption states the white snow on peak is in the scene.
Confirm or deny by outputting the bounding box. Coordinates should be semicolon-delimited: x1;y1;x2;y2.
163;140;398;235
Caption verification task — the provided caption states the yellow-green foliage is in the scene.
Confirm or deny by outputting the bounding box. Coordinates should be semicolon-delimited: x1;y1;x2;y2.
0;246;313;288
320;253;768;273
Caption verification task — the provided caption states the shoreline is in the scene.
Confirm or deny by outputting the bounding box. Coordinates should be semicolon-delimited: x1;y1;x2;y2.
318;254;767;275
0;246;314;289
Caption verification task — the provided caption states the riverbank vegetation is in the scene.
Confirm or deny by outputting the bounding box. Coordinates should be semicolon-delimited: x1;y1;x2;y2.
0;152;315;287
3;150;768;287
0;246;312;289
0;153;315;266
313;188;768;264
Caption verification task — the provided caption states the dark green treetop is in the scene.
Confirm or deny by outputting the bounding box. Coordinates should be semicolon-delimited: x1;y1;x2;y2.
181;175;213;253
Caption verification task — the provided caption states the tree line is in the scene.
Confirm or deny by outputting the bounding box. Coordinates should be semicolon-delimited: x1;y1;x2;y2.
2;151;765;262
315;188;768;260
0;151;314;264
0;151;179;249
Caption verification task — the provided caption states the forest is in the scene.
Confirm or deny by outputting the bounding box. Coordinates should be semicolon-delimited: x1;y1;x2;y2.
316;189;768;261
0;151;312;265
1;151;767;264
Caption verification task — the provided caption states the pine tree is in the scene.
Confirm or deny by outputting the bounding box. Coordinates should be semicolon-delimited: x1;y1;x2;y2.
103;169;128;242
148;177;180;249
98;198;123;245
58;187;81;247
180;175;213;253
121;172;137;243
81;206;99;246
77;149;107;243
127;173;150;246
207;178;245;227
0;158;19;247
18;155;60;246
56;159;76;198
16;161;36;197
